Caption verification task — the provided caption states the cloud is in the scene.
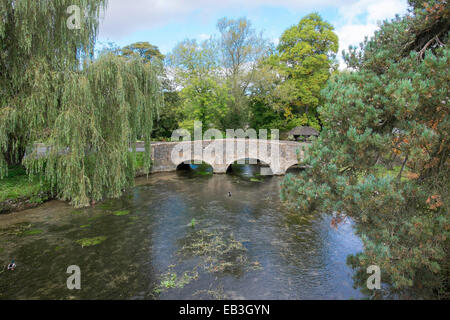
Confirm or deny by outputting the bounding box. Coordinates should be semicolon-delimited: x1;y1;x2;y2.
335;0;408;58
97;0;410;68
99;0;360;39
197;33;211;41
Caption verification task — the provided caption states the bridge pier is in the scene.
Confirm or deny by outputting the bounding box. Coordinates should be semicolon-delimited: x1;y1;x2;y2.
271;167;286;176
213;164;228;174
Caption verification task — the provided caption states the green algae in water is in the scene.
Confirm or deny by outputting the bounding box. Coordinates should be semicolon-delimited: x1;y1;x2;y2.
250;178;262;182
88;215;102;222
178;230;262;274
80;224;91;229
127;216;139;224
154;270;198;294
196;171;212;176
98;201;115;210
160;273;177;289
21;229;43;236
76;236;107;247
112;210;130;216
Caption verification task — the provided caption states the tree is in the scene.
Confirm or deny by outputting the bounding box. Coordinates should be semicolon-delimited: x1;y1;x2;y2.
121;42;165;62
217;17;272;128
179;77;231;132
281;1;449;299
0;1;163;206
270;13;338;127
0;0;107;174
26;53;162;206
168;39;232;132
120;42;181;140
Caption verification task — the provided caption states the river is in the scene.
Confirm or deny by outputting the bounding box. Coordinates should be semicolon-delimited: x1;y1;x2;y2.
0;164;365;299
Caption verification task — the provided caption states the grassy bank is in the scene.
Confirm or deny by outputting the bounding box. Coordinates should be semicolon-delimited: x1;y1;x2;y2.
0;153;149;214
0;166;50;214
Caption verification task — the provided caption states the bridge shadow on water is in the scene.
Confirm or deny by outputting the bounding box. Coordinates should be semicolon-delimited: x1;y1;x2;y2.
176;158;305;181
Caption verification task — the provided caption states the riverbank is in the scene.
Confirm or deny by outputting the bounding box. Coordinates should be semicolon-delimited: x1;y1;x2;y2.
0;166;51;214
0;154;148;215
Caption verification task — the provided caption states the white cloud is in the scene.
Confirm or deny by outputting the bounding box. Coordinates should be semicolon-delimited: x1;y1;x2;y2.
335;0;408;59
197;33;211;41
97;0;409;68
99;0;358;39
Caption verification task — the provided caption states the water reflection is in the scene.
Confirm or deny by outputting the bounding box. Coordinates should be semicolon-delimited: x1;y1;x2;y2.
0;166;364;300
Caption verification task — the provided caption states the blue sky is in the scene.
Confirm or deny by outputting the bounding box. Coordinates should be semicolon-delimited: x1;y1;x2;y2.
97;0;409;62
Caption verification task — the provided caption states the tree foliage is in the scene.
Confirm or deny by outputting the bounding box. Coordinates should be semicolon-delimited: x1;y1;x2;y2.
26;53;162;206
216;17;272;128
121;41;165;62
281;1;449;299
0;0;107;173
270;13;338;124
167;19;272;132
167;39;232;132
1;1;163;206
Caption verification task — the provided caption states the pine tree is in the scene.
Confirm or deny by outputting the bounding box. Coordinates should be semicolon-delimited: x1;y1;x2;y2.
281;0;449;299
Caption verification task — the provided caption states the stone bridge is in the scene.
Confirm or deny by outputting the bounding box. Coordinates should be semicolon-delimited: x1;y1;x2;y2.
143;139;309;175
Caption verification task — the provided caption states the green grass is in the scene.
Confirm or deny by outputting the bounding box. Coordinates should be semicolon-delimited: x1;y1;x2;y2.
134;152;145;170
0;166;49;203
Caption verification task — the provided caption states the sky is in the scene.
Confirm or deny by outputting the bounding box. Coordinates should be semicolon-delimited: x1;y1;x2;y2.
97;0;410;64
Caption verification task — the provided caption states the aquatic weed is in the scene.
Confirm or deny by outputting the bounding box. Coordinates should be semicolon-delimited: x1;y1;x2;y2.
76;236;107;248
112;210;130;216
21;229;43;236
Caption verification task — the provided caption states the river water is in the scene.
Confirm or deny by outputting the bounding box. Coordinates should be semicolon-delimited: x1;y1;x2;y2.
0;165;365;300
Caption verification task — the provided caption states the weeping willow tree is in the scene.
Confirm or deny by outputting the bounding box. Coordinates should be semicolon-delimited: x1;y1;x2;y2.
0;0;107;171
1;0;163;206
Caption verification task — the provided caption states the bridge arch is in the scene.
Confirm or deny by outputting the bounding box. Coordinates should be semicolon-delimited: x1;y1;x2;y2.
175;159;214;171
225;157;274;175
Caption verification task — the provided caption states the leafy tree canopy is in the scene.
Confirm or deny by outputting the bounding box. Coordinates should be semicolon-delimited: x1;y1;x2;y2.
0;0;163;206
167;39;232;132
270;13;338;117
121;41;165;62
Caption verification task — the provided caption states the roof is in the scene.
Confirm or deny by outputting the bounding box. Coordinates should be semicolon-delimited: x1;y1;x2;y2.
287;126;319;136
